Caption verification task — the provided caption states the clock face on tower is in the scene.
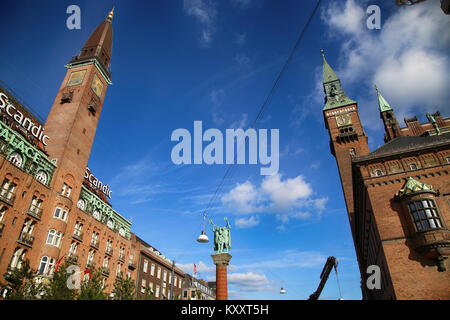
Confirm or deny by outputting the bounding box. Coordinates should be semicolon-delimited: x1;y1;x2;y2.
336;114;352;127
91;74;104;98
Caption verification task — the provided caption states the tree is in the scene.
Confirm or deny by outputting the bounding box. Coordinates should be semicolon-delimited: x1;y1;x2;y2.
41;261;77;300
77;268;107;300
112;272;136;300
0;259;43;299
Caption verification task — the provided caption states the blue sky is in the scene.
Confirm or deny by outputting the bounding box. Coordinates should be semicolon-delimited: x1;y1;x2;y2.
0;0;448;300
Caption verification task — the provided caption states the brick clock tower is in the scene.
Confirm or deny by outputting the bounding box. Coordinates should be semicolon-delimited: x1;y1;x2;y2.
321;50;369;230
45;9;114;189
320;50;450;300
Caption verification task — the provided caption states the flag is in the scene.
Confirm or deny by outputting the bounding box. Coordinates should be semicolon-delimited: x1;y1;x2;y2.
193;264;197;276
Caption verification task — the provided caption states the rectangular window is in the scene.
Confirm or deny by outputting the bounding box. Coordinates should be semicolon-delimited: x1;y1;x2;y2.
157;267;161;279
141;279;146;293
150;263;155;276
408;199;443;231
163;270;167;282
53;207;68;221
143;259;148;273
155;285;160;298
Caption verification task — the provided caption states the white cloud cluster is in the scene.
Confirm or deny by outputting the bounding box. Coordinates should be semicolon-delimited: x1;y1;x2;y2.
221;174;327;228
184;0;217;47
319;0;450;127
227;271;270;292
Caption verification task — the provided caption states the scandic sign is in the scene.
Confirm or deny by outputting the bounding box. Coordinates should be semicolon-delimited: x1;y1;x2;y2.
0;91;50;146
84;167;112;199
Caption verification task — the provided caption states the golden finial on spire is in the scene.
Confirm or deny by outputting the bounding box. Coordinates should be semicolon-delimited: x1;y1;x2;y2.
107;7;114;22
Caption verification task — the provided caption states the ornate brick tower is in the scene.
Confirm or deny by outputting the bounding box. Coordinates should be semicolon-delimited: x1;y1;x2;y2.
321;50;370;230
45;9;114;189
376;86;401;143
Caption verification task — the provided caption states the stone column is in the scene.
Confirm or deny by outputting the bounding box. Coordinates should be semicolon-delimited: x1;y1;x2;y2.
211;253;232;300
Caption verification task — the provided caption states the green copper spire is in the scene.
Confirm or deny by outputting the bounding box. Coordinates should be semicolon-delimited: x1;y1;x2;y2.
321;50;356;111
376;86;393;113
321;49;339;83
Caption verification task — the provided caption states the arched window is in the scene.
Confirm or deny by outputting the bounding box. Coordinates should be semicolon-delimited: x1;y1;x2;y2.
46;229;63;247
77;198;85;210
93;210;100;220
35;170;48;185
8;152;23;168
38;256;56;276
10;247;26;270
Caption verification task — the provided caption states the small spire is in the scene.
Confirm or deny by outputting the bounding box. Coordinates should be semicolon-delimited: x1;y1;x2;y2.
376;86;393;113
106;7;114;22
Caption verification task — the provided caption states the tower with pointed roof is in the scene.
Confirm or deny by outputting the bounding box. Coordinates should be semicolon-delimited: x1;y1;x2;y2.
321;50;369;230
320;50;450;300
376;86;400;143
45;9;114;188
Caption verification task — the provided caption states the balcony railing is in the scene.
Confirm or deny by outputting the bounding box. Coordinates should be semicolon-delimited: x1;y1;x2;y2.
128;261;136;270
102;267;110;277
67;253;79;264
90;239;99;250
118;253;125;263
105;247;113;257
72;230;83;242
0;189;16;206
27;205;42;220
17;232;34;248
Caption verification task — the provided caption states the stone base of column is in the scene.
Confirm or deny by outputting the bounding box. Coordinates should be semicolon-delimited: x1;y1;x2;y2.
211;253;232;300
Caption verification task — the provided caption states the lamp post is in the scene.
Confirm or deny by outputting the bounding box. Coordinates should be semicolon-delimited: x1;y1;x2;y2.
169;260;175;300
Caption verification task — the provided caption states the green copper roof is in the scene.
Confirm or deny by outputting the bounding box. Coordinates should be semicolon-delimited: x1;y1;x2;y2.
321;50;357;111
321;50;339;84
376;87;393;113
396;177;435;198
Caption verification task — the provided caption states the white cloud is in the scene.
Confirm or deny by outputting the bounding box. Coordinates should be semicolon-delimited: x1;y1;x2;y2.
221;174;328;228
177;261;215;274
320;0;450;127
227;271;270;292
261;174;312;209
234;53;251;67
184;0;217;47
221;180;260;214
235;215;260;229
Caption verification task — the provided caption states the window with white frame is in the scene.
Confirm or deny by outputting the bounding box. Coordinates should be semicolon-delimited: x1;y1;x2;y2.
150;263;155;276
74;222;83;237
87;250;95;267
30;196;43;214
10;247;26;270
163;270;167;282
1;179;16;200
38;256;55;276
116;263;122;277
61;183;72;197
69;241;78;255
103;257;109;268
143;259;148;273
53;207;68;221
46;229;62;247
0;205;6;223
141;279;146;293
157;267;161;279
155;285;160;298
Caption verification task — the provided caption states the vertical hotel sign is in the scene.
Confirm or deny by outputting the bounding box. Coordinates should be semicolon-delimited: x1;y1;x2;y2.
0;91;50;145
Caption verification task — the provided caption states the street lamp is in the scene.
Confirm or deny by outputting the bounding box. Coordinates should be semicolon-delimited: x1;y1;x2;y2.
197;213;209;243
280;287;286;294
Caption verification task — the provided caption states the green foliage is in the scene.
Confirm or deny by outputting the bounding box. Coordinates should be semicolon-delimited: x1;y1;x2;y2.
112;272;136;300
140;287;155;300
0;259;44;300
77;268;107;300
41;261;77;300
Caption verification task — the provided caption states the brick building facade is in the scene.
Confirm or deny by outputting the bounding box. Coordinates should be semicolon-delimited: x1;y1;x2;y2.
321;50;450;299
0;9;139;296
133;234;185;300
